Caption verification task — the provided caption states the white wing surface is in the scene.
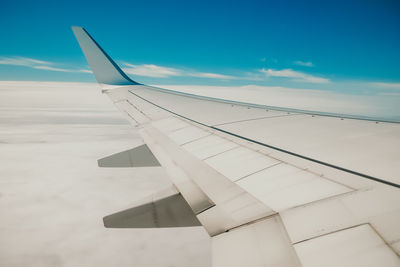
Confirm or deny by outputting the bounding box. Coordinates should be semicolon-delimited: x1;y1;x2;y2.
72;26;400;267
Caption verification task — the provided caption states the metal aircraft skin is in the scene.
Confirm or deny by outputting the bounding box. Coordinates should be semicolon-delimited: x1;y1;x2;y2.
72;26;400;267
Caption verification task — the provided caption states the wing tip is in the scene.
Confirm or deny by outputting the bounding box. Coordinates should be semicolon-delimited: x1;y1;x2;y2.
71;25;84;32
72;26;139;86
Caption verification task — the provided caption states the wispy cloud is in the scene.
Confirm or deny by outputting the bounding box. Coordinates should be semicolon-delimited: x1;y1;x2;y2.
122;63;236;80
189;72;236;79
260;68;329;83
0;57;52;66
78;69;92;73
293;61;314;67
123;63;182;78
370;82;400;90
0;56;90;73
33;65;74;72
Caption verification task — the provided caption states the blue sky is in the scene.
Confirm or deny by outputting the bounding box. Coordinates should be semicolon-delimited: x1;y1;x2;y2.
0;0;399;92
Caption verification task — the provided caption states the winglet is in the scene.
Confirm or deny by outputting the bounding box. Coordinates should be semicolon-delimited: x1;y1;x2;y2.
71;26;138;86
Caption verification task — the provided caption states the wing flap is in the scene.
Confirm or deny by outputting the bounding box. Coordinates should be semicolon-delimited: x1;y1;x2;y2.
212;215;300;267
103;192;202;228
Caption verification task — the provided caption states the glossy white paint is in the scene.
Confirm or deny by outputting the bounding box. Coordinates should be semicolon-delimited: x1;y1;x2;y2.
142;124;274;236
181;134;238;160
340;186;400;248
252;146;372;190
294;224;400;267
236;162;351;211
212;216;300;267
126;85;400;185
125;92;165;119
196;197;273;237
130;86;290;126
119;100;149;124
204;146;279;182
219;115;400;185
140;126;215;214
280;186;400;251
393;242;400;255
280;198;359;244
152;116;190;133
168;125;211;145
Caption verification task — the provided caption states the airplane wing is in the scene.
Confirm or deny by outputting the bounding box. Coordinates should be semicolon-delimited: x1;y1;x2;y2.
72;26;400;267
